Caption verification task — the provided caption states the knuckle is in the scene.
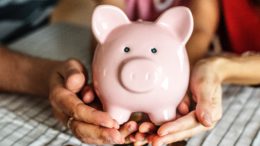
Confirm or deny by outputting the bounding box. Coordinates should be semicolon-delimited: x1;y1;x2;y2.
50;88;68;103
73;103;85;119
74;124;85;140
100;130;114;144
49;88;59;100
74;126;82;139
90;109;103;124
100;129;116;144
49;90;61;107
52;92;62;103
86;127;105;144
99;128;108;139
75;127;104;145
73;105;79;118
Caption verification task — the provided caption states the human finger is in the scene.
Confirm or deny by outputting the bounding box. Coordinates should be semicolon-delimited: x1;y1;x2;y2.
139;122;156;133
70;120;123;144
50;86;118;129
119;121;138;143
177;94;191;115
81;85;95;103
62;59;86;93
153;124;213;146
157;111;198;136
191;81;222;127
134;132;148;146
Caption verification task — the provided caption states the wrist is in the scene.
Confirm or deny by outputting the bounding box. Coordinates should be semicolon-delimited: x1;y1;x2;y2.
24;58;62;97
216;54;260;85
40;60;63;96
212;57;230;82
197;56;230;83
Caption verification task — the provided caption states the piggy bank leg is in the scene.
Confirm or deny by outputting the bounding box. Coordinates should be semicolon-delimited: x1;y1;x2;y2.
148;107;176;125
106;106;131;125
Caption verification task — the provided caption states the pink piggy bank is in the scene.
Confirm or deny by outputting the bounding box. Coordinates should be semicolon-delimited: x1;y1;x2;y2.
92;5;193;125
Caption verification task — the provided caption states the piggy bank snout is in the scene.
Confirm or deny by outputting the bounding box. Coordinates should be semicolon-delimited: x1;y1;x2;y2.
120;59;161;93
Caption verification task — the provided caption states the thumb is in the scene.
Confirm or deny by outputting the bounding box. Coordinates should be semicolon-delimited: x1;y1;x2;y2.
82;86;95;103
63;60;86;93
192;84;222;127
195;102;214;127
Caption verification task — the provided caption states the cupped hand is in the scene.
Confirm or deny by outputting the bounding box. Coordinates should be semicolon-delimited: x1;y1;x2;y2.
189;59;223;127
153;58;223;145
134;58;224;145
48;59;137;144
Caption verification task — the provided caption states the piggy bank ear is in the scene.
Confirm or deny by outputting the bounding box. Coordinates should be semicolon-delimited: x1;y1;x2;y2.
92;5;130;44
156;7;193;45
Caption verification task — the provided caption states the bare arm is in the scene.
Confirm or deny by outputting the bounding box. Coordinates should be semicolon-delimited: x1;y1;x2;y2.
0;46;60;96
187;0;220;66
215;55;260;85
0;47;137;144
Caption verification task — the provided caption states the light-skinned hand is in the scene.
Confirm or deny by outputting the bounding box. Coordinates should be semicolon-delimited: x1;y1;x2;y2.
134;58;223;145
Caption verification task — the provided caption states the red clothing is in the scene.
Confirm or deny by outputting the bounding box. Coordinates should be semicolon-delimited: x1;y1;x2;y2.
222;0;260;54
125;0;260;53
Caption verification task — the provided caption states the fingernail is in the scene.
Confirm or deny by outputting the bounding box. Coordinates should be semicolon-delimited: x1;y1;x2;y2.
203;113;212;126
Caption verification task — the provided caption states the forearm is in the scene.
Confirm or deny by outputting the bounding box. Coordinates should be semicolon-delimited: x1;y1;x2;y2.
211;55;260;85
0;47;61;97
186;30;214;66
187;0;219;66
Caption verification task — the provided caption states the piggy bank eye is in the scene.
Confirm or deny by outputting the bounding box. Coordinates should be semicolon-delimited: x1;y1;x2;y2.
124;47;130;53
151;48;157;54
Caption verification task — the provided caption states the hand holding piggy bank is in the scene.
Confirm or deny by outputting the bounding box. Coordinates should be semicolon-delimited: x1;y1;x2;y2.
92;5;193;125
